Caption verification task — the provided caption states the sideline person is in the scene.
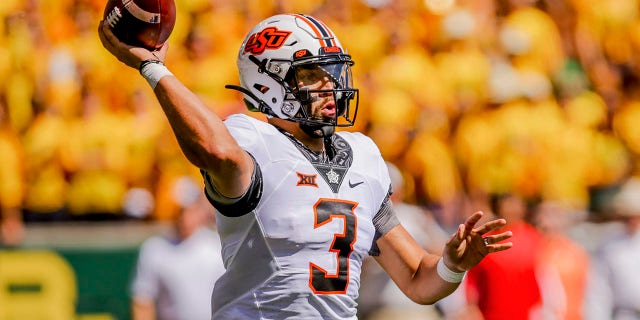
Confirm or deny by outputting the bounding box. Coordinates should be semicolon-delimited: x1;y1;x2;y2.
131;177;224;320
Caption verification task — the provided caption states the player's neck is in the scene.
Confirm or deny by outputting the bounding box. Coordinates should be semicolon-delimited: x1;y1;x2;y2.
269;118;324;152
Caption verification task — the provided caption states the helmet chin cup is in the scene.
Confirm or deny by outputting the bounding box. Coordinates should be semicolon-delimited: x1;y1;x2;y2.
321;125;335;137
300;123;335;139
230;14;359;128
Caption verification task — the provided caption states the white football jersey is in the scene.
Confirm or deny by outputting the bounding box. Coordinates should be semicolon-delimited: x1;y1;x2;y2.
207;114;391;319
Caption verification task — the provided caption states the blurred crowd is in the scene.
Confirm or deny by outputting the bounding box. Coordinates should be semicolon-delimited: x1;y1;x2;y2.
1;0;640;233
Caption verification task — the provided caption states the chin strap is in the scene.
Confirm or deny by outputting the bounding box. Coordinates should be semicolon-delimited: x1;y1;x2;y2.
224;84;279;118
224;55;284;117
300;124;336;160
322;126;336;160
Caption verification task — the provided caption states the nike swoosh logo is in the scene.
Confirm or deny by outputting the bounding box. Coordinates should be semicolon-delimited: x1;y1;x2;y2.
349;180;364;188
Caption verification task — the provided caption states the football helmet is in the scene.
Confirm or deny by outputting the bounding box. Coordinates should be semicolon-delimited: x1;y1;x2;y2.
227;14;359;129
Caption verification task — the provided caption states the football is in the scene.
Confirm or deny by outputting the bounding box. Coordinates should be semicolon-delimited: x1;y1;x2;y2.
103;0;176;50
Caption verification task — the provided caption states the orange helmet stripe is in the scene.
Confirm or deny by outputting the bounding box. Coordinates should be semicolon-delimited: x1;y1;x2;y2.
292;14;337;48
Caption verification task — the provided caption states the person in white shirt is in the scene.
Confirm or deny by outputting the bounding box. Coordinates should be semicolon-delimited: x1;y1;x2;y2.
585;177;640;320
131;177;225;320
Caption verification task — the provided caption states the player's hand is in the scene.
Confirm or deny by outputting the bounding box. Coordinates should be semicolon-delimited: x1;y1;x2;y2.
442;211;512;272
97;20;168;70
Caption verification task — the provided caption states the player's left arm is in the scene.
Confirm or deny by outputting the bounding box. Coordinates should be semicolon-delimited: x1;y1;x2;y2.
374;211;512;304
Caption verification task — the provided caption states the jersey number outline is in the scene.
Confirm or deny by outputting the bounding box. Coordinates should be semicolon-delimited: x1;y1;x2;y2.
309;198;358;294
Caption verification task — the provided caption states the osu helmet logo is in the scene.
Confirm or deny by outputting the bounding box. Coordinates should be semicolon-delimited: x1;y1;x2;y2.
244;27;292;55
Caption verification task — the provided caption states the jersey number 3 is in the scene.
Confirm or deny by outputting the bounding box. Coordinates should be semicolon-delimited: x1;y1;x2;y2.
309;198;358;294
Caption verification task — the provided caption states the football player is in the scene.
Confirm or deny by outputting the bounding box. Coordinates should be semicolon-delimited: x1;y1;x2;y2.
98;13;512;319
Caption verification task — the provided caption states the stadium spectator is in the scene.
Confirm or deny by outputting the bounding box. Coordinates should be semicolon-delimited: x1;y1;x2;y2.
463;192;547;320
131;176;224;320
584;177;640;320
20;100;70;220
533;199;590;320
0;103;25;246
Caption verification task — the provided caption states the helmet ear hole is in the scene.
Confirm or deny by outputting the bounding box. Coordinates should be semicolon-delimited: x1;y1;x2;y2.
281;101;300;118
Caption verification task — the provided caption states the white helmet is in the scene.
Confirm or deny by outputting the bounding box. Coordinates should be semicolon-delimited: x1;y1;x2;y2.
227;14;359;129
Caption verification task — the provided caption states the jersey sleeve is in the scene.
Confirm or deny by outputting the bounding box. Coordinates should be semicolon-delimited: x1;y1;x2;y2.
222;114;275;165
201;115;268;217
368;189;400;256
201;154;263;217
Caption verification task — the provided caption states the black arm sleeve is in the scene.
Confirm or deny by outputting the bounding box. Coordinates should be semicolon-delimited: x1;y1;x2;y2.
200;152;263;217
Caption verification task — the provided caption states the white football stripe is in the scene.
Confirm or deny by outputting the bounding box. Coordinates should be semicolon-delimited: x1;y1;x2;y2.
122;0;161;24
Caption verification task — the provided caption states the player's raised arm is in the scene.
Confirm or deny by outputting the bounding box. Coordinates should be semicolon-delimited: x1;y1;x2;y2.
97;21;254;199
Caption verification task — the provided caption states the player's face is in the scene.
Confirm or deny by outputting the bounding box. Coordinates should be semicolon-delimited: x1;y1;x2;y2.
296;66;337;121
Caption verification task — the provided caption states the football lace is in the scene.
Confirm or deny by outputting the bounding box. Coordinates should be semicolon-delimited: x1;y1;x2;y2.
106;7;122;28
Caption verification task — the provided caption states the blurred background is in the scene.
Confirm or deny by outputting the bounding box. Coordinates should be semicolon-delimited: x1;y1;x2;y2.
1;0;640;319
